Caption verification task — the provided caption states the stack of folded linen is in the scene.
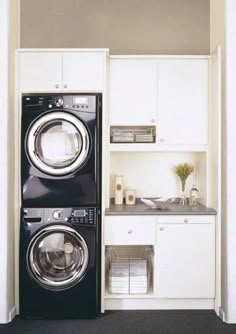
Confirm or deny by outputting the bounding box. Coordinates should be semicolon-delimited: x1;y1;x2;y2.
109;259;129;294
129;259;148;294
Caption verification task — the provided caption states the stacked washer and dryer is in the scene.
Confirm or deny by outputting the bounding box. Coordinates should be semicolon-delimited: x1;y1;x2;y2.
19;94;102;318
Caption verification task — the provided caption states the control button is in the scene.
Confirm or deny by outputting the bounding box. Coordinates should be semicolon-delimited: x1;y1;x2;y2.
86;105;88;108
48;104;52;108
55;97;63;107
53;210;63;220
72;105;75;108
81;105;84;108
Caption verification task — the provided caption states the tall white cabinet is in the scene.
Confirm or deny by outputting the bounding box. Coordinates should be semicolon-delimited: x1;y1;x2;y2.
104;52;221;314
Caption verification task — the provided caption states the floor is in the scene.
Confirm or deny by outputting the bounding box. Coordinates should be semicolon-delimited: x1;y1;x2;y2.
0;311;236;334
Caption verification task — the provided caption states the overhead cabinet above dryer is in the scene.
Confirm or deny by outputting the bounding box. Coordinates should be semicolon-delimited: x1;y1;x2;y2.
109;57;209;146
18;50;108;92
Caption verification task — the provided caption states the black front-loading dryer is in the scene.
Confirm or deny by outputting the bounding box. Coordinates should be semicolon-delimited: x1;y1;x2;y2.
19;207;100;318
21;94;102;207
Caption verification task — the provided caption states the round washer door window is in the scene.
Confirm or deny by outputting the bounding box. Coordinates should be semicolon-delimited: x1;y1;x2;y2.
27;225;89;290
27;112;90;176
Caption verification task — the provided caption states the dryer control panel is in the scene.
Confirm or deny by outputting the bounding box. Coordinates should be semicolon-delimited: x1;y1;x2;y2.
23;94;97;113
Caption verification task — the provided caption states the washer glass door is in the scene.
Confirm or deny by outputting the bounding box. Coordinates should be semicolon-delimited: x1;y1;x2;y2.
27;112;90;176
27;225;89;290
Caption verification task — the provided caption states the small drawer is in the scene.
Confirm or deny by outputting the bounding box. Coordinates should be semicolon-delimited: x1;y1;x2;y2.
157;215;215;225
104;216;156;245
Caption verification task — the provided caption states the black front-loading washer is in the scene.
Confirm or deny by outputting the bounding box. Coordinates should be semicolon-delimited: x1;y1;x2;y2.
21;94;102;207
19;207;100;318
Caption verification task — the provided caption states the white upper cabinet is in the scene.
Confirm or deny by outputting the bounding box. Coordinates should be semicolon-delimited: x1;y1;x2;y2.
62;52;105;91
109;58;158;125
157;59;208;145
18;50;106;92
19;52;62;92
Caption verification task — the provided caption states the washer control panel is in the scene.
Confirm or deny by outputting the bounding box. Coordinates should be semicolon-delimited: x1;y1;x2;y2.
24;208;97;227
70;208;96;226
46;207;96;226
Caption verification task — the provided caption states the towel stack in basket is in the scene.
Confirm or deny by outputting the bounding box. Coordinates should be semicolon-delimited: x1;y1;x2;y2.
109;259;148;294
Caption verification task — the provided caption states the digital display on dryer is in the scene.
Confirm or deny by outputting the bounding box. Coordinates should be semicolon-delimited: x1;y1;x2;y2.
74;210;86;217
73;97;88;105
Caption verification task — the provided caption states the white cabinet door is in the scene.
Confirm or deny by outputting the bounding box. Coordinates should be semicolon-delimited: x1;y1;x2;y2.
62;52;105;91
156;222;215;298
110;59;158;125
19;52;62;92
157;59;208;145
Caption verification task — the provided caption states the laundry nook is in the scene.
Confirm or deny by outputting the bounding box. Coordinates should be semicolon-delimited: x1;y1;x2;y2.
1;0;236;332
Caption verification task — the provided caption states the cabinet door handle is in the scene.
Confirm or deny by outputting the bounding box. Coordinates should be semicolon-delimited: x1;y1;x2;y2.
151;119;155;123
64;84;68;88
55;84;59;88
128;230;133;234
160;227;164;231
160;138;164;143
184;218;188;223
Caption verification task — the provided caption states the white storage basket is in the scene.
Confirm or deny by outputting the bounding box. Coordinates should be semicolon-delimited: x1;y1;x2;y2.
106;246;153;294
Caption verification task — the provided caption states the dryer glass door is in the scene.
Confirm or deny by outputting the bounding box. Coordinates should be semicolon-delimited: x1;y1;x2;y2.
27;112;90;176
27;225;89;290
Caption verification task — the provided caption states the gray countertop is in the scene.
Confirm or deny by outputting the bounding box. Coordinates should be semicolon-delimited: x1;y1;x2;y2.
105;202;216;216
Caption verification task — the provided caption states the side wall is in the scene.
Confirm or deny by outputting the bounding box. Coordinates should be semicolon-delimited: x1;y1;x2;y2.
211;0;236;324
0;0;20;323
210;0;226;322
224;0;236;323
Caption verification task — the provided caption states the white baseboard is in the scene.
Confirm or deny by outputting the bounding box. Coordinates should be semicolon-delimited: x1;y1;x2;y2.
9;306;16;322
105;298;215;310
219;307;225;322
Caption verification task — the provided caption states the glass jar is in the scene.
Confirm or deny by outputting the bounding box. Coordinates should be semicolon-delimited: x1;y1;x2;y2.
125;190;136;205
114;175;124;205
189;185;200;207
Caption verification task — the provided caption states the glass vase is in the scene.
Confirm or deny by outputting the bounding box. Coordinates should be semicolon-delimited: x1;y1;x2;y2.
180;190;187;206
179;181;187;206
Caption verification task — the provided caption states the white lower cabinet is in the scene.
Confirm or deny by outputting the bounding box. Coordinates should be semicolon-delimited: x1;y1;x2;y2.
156;216;215;298
103;214;215;310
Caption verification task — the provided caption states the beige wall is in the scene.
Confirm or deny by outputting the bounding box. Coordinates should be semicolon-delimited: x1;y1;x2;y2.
21;0;209;54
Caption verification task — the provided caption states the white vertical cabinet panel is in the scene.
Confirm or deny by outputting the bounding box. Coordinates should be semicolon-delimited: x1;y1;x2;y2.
109;59;158;125
156;223;215;298
157;59;208;145
62;52;105;91
19;52;62;91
